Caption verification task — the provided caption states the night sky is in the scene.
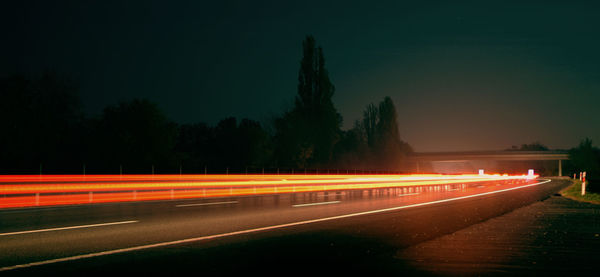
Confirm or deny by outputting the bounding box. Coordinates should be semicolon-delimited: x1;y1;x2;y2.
3;1;600;152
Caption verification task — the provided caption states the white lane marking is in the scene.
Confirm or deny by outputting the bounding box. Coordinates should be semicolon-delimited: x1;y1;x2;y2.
398;193;420;197
447;188;459;191
0;179;551;272
292;201;341;208
0;220;138;237
477;185;486;188
176;201;238;208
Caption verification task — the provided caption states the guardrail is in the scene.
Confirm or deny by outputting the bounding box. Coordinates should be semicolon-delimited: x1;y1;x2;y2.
0;174;537;209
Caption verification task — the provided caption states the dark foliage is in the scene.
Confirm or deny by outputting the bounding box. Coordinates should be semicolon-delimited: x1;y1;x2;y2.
334;97;412;171
0;36;411;174
274;35;342;168
569;138;600;192
507;141;549;151
88;99;178;173
0;72;84;173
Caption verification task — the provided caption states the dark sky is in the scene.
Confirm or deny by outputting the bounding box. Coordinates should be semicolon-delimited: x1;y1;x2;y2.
3;0;600;152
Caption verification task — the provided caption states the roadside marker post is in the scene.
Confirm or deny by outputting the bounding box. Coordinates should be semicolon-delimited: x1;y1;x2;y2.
582;172;587;196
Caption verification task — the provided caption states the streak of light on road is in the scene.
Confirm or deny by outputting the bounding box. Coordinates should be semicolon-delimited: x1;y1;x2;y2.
0;179;552;272
0;173;537;209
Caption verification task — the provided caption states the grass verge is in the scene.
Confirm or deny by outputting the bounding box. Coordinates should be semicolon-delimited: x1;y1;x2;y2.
560;179;600;204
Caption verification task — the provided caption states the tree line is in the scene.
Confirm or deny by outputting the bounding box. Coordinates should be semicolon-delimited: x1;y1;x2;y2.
0;36;413;174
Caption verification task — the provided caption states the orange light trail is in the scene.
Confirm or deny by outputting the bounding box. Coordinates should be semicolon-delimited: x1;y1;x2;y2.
0;173;537;208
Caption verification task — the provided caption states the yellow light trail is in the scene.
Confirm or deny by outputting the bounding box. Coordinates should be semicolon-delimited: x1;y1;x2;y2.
0;173;537;208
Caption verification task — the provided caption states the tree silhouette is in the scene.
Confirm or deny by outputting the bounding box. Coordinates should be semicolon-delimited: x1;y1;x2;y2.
275;35;342;168
237;118;271;169
507;141;549;151
1;37;419;174
339;96;412;171
569;138;600;190
362;103;378;149
176;122;212;172
90;99;177;173
0;72;84;173
333;96;412;171
333;120;369;170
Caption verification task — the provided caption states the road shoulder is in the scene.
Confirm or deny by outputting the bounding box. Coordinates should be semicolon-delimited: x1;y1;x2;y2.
396;188;600;275
560;178;600;205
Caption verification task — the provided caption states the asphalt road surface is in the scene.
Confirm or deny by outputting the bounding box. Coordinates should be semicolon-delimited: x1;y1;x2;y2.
0;178;569;275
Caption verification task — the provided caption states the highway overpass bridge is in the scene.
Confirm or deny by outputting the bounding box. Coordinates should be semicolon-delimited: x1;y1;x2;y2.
407;151;569;176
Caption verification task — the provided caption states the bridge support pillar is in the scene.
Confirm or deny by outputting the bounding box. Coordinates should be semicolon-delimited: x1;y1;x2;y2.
558;160;562;177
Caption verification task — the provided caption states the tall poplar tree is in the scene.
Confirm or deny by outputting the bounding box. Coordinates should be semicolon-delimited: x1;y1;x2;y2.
275;35;341;167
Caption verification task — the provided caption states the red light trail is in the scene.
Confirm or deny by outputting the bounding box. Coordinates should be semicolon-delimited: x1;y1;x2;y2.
0;173;537;209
